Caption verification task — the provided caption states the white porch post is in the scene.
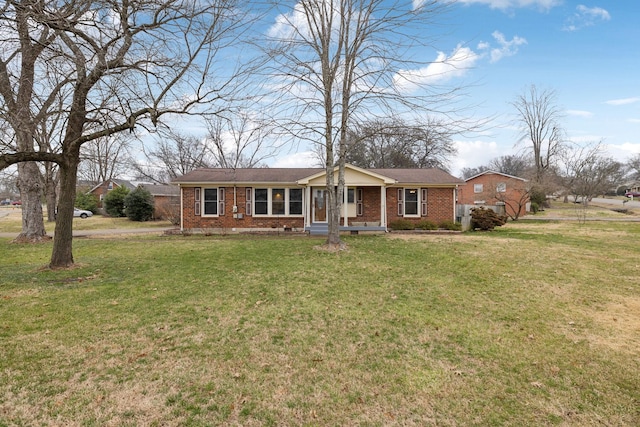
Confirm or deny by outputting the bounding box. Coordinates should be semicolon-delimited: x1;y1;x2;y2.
305;186;311;227
381;186;386;227
343;187;348;227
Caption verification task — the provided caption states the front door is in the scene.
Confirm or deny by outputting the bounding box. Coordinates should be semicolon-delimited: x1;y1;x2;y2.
313;189;327;222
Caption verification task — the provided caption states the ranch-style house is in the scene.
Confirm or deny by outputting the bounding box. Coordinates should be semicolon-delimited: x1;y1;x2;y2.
172;164;464;234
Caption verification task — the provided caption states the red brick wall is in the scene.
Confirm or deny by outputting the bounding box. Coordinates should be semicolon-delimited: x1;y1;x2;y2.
458;175;529;218
181;185;456;231
386;187;455;225
182;186;304;231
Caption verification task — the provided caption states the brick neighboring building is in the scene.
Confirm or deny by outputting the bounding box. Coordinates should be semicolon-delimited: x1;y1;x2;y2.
172;164;463;234
458;170;530;220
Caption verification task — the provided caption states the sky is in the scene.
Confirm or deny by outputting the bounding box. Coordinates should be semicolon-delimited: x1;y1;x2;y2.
264;0;640;177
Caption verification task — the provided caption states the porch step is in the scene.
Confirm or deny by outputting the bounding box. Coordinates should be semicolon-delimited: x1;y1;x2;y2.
307;223;328;235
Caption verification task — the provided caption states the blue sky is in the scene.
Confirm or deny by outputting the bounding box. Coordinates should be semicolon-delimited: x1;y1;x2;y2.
266;0;640;176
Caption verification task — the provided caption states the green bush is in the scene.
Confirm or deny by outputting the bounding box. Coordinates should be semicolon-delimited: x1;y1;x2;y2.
470;207;506;231
529;186;548;208
103;186;130;217
388;219;415;230
415;220;437;230
438;220;462;231
124;187;155;222
530;202;539;214
74;192;99;213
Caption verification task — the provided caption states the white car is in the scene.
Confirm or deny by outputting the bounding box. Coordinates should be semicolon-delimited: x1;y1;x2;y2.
73;208;93;219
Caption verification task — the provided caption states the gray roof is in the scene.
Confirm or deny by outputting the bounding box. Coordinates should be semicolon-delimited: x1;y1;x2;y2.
173;166;462;186
139;184;180;196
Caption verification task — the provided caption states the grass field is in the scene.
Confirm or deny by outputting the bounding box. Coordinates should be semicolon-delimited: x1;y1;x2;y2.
1;219;639;425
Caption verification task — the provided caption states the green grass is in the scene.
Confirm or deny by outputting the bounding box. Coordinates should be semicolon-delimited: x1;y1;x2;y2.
0;208;172;233
1;222;639;425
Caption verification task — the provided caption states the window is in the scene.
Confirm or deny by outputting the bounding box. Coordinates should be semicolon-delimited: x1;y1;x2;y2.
347;188;355;203
398;188;426;217
255;189;268;215
272;189;285;215
404;189;419;215
474;184;483;193
203;188;218;215
496;182;506;193
289;189;303;215
251;188;304;216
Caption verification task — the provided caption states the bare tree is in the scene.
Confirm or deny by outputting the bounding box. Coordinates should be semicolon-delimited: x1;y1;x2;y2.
79;134;132;185
512;85;566;184
0;0;252;268
132;130;216;183
346;117;456;170
488;154;531;178
265;0;469;247
560;142;624;205
627;153;640;182
206;113;279;169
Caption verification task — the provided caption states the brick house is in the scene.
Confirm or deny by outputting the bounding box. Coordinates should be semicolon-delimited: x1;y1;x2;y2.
458;170;530;220
172;164;463;234
88;179;136;208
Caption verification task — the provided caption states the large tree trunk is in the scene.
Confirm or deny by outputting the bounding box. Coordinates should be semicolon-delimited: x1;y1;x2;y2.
49;157;79;268
13;161;49;243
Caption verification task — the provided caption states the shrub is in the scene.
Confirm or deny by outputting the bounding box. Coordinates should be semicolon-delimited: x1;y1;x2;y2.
470;207;506;231
103;186;130;217
124;187;155;222
415;220;437;230
530;202;539;214
74;192;99;213
388;219;415;230
438;220;462;231
529;186;548;208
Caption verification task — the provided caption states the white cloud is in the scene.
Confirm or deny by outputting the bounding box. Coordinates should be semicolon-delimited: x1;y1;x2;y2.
566;110;593;118
479;31;527;63
563;5;611;32
394;45;479;93
451;140;506;177
629;118;640;124
602;142;640;162
271;151;319;168
458;0;561;11
605;97;640;106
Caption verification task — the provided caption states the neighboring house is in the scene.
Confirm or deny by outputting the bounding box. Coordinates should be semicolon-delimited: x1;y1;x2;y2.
458;170;530;220
172;164;463;234
88;179;136;208
138;183;180;220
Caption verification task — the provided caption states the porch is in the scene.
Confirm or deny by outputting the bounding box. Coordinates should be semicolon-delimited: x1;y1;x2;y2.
305;222;387;235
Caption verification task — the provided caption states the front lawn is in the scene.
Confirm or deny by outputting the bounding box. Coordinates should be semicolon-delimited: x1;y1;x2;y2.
1;221;638;425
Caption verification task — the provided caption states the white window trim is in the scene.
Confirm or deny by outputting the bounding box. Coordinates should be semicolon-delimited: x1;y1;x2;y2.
496;182;507;193
252;187;304;217
399;187;424;218
474;183;483;193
